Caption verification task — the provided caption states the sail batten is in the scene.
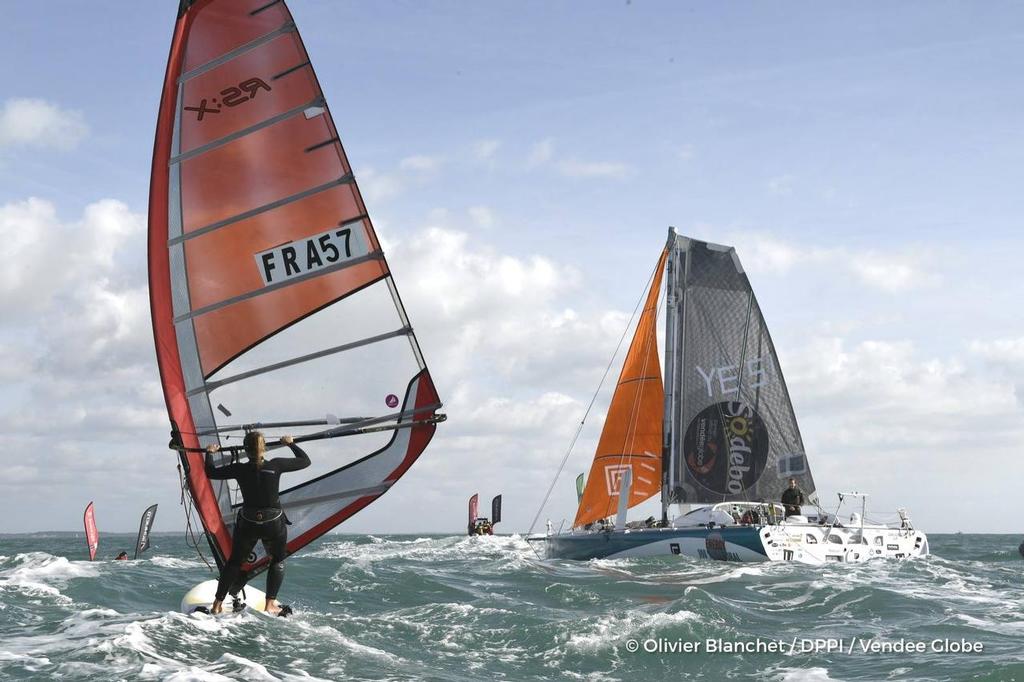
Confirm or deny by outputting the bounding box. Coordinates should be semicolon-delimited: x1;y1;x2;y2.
168;177;357;246
190;326;412;395
173;251;385;325
169;96;323;164
178;21;296;83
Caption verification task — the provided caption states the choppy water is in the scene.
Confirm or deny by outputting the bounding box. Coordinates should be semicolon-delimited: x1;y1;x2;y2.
0;533;1022;681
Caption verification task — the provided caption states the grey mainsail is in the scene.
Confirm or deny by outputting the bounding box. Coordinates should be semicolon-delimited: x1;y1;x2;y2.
664;234;814;507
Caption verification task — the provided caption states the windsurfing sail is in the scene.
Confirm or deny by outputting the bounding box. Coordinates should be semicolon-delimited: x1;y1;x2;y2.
574;248;668;527
83;502;98;561
134;504;159;560
149;0;443;574
468;493;479;531
575;473;585;504
491;494;502;526
665;235;814;505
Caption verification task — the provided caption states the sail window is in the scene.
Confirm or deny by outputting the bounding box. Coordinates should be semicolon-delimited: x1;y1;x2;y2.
777;454;807;476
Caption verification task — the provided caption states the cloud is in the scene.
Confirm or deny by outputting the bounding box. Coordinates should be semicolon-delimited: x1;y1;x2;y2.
467;206;496;229
847;251;940;292
0;197;165;531
0;198;142;318
556;159;634;180
0;197;632;533
781;335;1022;529
473;139;501;162
736;232;828;274
731;231;939;292
766;173;795;196
1;197;1007;535
398;154;442;173
969;337;1024;366
0;98;88;150
356;167;403;204
526;137;633;180
528;138;554;166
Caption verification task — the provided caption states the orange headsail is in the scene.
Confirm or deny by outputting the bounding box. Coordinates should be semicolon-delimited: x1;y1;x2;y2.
574;248;668;527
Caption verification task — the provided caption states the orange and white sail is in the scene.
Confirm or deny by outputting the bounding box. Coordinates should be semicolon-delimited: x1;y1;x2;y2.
574;248;668;527
149;0;442;575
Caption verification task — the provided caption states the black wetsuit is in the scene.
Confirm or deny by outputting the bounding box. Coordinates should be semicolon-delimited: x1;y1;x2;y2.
205;444;310;601
781;487;805;518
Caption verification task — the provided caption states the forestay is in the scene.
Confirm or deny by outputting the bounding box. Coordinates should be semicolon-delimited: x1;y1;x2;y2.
149;0;442;573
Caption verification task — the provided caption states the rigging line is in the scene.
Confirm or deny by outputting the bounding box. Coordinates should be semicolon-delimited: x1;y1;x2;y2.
526;255;662;537
177;462;215;572
599;275;665;522
730;291;754;504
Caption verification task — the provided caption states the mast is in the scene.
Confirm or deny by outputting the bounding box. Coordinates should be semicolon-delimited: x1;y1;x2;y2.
660;227;677;524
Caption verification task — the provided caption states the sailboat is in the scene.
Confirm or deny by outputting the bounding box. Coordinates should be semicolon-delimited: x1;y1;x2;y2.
535;229;928;565
148;0;444;606
467;493;502;535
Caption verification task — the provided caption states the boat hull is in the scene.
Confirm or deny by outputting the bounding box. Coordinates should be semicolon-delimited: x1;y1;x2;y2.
538;523;929;565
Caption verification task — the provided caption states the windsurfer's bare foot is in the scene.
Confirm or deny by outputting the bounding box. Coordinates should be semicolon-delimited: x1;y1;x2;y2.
210;599;224;615
265;598;282;616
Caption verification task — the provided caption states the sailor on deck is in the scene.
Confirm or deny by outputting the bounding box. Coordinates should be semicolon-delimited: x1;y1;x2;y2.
204;431;310;615
781;478;805;518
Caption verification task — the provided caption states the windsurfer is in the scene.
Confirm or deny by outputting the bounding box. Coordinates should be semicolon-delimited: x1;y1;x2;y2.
115;551;128;561
781;478;805;518
204;432;310;615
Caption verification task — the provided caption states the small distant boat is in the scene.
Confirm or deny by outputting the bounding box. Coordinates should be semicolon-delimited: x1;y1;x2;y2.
468;493;502;535
533;229;928;565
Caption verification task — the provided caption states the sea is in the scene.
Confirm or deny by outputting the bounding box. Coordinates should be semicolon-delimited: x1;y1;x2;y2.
0;532;1021;681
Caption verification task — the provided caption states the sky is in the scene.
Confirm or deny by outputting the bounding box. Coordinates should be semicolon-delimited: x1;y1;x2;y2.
0;1;1022;536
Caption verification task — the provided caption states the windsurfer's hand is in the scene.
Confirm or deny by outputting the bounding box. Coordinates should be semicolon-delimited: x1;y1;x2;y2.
205;444;220;453
280;435;294;445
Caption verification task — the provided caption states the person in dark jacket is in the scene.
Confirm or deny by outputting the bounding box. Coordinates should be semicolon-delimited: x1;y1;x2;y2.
781;478;805;518
204;431;310;615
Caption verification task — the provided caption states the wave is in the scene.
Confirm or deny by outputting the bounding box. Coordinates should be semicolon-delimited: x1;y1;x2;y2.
309;533;537;572
0;552;99;601
146;556;206;569
0;533;1020;681
561;610;702;654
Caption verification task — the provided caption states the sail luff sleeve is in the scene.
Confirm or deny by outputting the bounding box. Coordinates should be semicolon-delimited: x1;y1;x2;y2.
149;5;231;567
